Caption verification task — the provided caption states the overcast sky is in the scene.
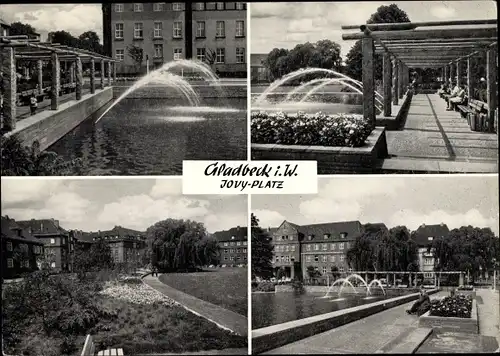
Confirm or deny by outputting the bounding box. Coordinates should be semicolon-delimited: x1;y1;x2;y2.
1;178;247;233
252;176;499;235
251;1;498;58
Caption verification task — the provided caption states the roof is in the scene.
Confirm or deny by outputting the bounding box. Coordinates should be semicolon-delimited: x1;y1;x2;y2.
0;18;10;28
16;219;67;235
77;225;145;242
285;220;363;241
212;226;247;242
251;53;268;66
412;224;450;246
1;216;45;245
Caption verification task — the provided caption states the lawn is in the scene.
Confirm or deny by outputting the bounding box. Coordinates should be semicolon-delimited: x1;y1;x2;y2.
159;267;248;316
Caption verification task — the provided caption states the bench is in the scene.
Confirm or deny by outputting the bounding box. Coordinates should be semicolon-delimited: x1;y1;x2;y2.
457;99;488;131
81;334;124;356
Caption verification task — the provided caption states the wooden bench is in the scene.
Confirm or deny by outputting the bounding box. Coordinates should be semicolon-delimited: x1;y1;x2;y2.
81;334;124;356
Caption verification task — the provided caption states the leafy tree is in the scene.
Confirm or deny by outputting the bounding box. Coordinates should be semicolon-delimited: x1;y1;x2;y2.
48;30;79;47
344;4;411;81
9;22;38;37
78;31;103;54
330;265;341;280
127;45;144;73
347;224;384;271
276;267;287;280
306;265;321;284
264;48;289;80
204;49;217;67
251;213;274;280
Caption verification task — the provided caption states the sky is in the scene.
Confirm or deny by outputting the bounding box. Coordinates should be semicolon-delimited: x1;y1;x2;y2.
252;175;499;235
1;178;247;233
251;1;498;58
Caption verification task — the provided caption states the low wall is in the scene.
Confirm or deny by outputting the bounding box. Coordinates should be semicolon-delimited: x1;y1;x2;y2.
113;84;246;99
275;285;421;294
6;88;113;152
457;290;476;299
376;91;413;130
419;299;478;334
251;127;389;174
252;289;439;354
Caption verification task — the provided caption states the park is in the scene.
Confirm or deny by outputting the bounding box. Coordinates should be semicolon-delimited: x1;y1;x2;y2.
251;4;497;174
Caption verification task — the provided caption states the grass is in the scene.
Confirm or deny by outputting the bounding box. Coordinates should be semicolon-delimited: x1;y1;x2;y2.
159;267;248;316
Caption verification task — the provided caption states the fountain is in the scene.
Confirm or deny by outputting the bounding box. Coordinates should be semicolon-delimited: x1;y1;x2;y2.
323;274;386;299
323;278;357;298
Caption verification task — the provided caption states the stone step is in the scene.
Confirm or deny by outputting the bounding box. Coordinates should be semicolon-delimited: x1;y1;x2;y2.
376;327;433;354
378;157;498;173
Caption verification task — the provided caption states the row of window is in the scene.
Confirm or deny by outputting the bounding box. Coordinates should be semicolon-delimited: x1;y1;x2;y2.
115;3;245;12
115;20;245;40
275;255;295;263
222;240;247;247
316;266;352;274
223;248;247;254
305;242;349;251
305;255;345;263
6;258;32;268
5;242;43;254
424;257;434;265
275;245;296;252
277;232;349;241
223;255;247;261
118;46;245;64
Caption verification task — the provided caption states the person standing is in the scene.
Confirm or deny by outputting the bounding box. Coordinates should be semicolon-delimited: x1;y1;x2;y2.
29;94;38;115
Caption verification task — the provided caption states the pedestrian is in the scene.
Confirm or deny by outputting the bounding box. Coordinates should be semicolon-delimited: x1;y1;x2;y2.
406;288;431;315
29;94;38;115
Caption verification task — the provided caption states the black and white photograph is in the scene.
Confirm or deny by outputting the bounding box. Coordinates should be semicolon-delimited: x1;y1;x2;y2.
250;2;498;174
251;175;499;354
1;178;248;355
1;2;247;176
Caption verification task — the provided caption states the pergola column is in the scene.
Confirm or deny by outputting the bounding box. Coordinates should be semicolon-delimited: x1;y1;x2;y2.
392;58;399;105
100;59;105;89
444;65;449;84
398;60;404;99
70;61;75;84
383;52;392;116
51;51;60;110
90;58;95;94
456;60;462;87
75;56;83;101
450;62;455;84
113;62;117;83
1;47;17;131
362;35;375;126
37;59;43;95
107;61;112;86
467;56;473;100
486;47;497;132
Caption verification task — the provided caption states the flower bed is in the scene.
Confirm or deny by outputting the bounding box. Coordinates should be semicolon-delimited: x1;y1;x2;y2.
419;296;478;334
99;280;177;306
429;295;473;318
251;111;373;148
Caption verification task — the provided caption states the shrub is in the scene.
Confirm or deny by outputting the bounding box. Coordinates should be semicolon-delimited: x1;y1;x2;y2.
256;281;276;292
251;111;373;147
429;295;473;318
291;279;305;294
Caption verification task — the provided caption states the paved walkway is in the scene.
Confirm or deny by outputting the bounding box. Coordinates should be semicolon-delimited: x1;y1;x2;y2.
263;292;448;354
143;275;247;337
476;289;500;346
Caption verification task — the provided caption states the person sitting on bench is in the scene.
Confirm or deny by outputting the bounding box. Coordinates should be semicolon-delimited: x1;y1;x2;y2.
437;83;447;97
447;85;466;111
406;288;431;315
445;82;460;108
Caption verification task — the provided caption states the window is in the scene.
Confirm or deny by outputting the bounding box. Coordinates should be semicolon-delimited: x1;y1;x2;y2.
340;255;345;262
24;260;30;268
243;248;247;253
115;23;124;39
340;266;345;272
173;21;182;38
237;241;241;246
323;234;329;239
173;48;183;60
195;2;205;10
285;256;290;262
322;243;327;251
216;21;225;37
133;3;143;12
236;20;245;37
314;244;319;251
290;235;293;240
331;243;335;250
330;255;336;262
50;238;55;244
223;242;228;246
153;3;164;11
195;47;206;60
51;262;56;268
236;2;245;10
306;256;311;262
285;245;289;252
243;241;247;246
348;268;353;273
428;236;434;241
346;242;350;249
7;258;13;268
424;273;433;278
308;235;313;240
306;245;311;251
6;241;12;251
215;48;225;63
236;47;245;63
134;23;143;39
115;49;124;62
216;2;224;10
340;233;347;239
154;22;163;38
230;241;235;246
172;3;182;11
154;44;163;58
229;249;234;253
322;255;327;262
339;242;344;250
114;4;124;12
291;245;295;252
314;255;319;262
425;258;433;265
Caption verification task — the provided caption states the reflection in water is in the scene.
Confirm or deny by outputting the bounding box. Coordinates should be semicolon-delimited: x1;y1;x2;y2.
48;97;246;175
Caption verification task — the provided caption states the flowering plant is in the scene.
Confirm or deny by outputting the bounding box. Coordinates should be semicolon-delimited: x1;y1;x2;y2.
429;294;473;318
251;111;372;147
99;280;177;306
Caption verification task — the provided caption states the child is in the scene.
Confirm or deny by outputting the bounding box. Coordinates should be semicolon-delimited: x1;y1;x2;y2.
29;94;38;115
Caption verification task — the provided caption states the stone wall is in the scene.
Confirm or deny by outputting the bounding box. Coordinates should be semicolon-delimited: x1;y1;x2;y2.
419;299;478;334
6;88;113;152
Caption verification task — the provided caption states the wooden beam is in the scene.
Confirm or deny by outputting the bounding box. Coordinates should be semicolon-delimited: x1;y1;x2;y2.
379;37;495;44
100;59;105;89
392;58;399;105
51;51;60;110
398;60;404;99
467;57;473;102
107;61;112;86
383;52;392;117
341;19;497;31
375;48;484;55
486;47;497;132
76;56;83;100
444;65;449;83
342;27;497;41
37;59;43;95
362;35;375;126
90;58;95;94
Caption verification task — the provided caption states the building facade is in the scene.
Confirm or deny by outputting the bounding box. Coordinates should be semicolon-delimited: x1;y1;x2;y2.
213;226;247;266
1;216;45;279
413;223;450;282
103;2;246;76
251;53;270;84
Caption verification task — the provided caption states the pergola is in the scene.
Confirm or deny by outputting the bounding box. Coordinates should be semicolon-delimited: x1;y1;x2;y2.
341;19;498;131
1;36;118;131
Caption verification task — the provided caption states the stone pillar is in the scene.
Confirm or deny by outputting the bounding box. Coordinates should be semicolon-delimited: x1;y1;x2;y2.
486;48;497;132
37;59;43;95
456;60;462;87
394;273;397;286
362;35;375;126
467;57;473;101
383;52;392;117
291;265;295;280
459;272;464;286
450;62;456;84
386;273;389;284
100;59;105;89
90;58;95;94
70;61;75;84
51;51;60;110
398;61;404;99
107;61;112;86
1;47;17;131
444;65;449;84
365;273;368;283
113;62;117;83
392;59;399;105
75;56;83;101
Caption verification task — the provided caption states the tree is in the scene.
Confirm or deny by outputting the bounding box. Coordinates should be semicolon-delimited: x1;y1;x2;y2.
127;45;144;73
48;30;79;47
346;224;385;271
306;265;321;284
330;266;341;280
276;267;287;280
251;213;274;280
264;48;289;80
344;4;411;81
78;31;103;54
9;22;38;37
204;49;217;67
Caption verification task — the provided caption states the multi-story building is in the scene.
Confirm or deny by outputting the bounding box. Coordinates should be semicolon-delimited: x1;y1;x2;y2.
15;218;72;272
413;223;450;282
102;2;247;76
79;226;147;264
1;216;45;279
251;53;270;83
270;221;303;279
213;226;247;266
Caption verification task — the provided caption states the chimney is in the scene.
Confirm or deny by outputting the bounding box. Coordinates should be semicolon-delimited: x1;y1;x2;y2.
268;227;271;232
440;222;444;226
422;223;425;227
40;222;44;231
237;225;240;231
